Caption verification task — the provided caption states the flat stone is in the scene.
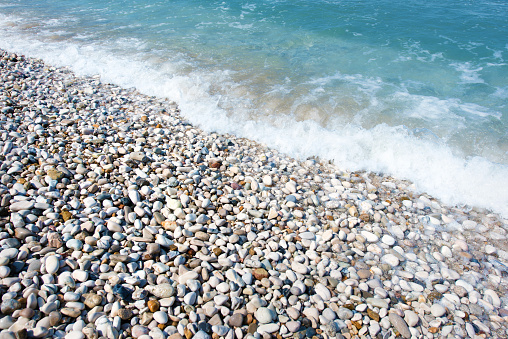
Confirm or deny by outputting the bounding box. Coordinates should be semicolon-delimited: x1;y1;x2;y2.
366;297;389;309
145;284;175;298
10;201;34;212
292;262;309;275
388;313;411;338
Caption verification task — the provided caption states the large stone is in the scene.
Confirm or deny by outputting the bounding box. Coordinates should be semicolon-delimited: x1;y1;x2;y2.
388;313;410;338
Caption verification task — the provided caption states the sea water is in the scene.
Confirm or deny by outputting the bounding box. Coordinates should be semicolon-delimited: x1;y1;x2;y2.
1;0;507;216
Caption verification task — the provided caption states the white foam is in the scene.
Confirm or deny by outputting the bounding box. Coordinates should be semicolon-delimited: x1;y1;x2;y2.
1;21;508;218
451;62;485;84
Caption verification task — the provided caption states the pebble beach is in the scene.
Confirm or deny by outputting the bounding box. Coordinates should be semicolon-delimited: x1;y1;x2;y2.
0;48;507;339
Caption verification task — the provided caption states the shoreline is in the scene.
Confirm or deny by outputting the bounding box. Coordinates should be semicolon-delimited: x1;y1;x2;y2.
1;49;507;338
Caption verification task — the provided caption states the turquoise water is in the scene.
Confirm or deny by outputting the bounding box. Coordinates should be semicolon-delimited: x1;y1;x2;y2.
1;0;507;216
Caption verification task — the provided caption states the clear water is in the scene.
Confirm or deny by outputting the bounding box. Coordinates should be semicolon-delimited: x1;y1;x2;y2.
1;0;507;216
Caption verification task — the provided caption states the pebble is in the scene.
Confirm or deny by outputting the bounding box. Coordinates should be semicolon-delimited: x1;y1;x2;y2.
255;307;275;324
388;313;411;339
430;304;446;317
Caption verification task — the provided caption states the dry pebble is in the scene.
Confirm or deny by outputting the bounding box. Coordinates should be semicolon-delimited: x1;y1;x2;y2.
0;49;507;339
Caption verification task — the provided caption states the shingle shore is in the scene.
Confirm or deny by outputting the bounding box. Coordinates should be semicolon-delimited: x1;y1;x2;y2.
0;49;507;339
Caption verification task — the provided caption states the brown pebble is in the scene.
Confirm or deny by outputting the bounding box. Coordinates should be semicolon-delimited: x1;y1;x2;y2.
248;322;258;334
212;247;223;256
19;308;34;318
246;313;254;324
428;327;439;334
367;308;380;322
118;308;133;320
351;320;362;330
147;300;160;312
252;268;269;280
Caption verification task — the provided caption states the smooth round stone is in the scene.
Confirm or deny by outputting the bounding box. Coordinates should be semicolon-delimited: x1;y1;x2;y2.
18;308;35;319
322;308;336;321
0;266;10;278
0;257;9;266
381;235;395;246
286;321;301;333
314;283;331;301
0;315;14;329
388;313;410;339
179;271;199;285
1;299;20;314
72;270;89;282
153;311;168;324
31;326;49;338
337;308;353;320
262;175;272;186
381;254;399;267
0;248;18;260
255;307;276;324
484;289;501;308
216;282;230;293
366;298;389;309
45;255;59;275
228;313;244;327
183;292;197;305
292;262;309;275
361;231;379;243
404;310;419;327
430;304;446;317
66;239;83;251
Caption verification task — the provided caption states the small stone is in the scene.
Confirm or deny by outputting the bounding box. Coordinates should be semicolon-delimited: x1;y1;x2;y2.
430;304;446;317
45;255;60;275
337;308;353;320
252;268;269;280
255;307;275;324
292;262;309;275
147;300;160;312
146;284;175;298
153;311;168;324
404;310;419;327
83;294;102;308
131;325;149;338
228;313;244;327
314;283;331;301
367;308;380;322
381;254;399;267
286;321;301;333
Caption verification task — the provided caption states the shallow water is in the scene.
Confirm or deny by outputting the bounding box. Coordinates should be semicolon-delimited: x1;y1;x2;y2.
1;0;507;216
